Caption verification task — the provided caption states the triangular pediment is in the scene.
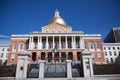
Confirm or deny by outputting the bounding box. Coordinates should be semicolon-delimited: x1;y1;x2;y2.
42;23;70;29
41;23;72;33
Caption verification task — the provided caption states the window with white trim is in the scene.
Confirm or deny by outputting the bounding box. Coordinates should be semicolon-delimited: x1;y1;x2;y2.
96;42;100;49
84;42;87;49
13;43;17;52
1;53;3;58
19;43;24;50
90;42;94;49
11;54;15;61
98;52;102;59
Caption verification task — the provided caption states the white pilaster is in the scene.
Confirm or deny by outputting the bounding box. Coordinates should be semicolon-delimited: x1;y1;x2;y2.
59;36;61;49
73;36;76;49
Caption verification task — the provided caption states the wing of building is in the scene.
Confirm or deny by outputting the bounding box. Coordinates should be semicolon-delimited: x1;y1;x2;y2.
7;10;105;65
104;27;120;43
0;44;9;65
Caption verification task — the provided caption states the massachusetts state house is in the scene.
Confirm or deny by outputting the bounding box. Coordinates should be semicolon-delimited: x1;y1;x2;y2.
7;10;105;65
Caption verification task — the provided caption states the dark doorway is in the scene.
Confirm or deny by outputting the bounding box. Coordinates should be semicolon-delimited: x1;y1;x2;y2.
41;52;46;60
77;52;81;61
48;52;52;62
68;52;73;60
61;52;66;62
55;52;59;62
32;52;36;61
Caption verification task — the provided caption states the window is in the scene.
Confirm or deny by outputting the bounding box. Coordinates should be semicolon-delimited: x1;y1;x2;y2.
108;47;111;50
114;51;117;56
104;47;106;50
113;47;115;50
96;42;100;49
2;48;4;51
11;54;15;61
106;58;109;63
84;42;87;49
7;48;9;51
117;47;120;50
110;58;114;63
13;43;17;50
1;53;3;58
20;43;23;50
105;52;107;56
90;42;94;49
109;51;112;56
98;52;101;59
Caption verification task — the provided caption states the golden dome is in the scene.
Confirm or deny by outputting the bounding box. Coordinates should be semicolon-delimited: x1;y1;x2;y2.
47;9;67;25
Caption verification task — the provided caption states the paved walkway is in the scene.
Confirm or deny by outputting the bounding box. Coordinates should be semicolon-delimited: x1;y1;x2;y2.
0;75;120;80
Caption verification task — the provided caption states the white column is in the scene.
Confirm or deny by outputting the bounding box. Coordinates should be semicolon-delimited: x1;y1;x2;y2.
53;36;54;49
31;36;33;49
38;36;40;49
82;37;85;49
46;36;48;49
40;36;42;49
59;36;61;49
74;36;76;49
66;36;68;49
29;36;31;49
80;36;85;49
80;36;82;49
72;36;74;49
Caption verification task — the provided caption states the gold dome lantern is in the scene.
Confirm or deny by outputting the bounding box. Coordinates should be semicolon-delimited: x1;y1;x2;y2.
48;9;67;26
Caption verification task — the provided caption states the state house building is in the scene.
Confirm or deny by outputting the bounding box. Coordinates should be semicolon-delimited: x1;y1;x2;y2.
7;10;105;65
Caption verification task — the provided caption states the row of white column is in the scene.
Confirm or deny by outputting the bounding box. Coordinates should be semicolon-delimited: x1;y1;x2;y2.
29;36;84;50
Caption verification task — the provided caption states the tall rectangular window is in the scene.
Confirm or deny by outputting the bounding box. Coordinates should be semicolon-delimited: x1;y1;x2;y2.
96;42;100;49
1;53;3;58
84;42;87;49
13;43;17;50
98;52;101;59
90;42;94;49
11;54;15;61
20;43;23;50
